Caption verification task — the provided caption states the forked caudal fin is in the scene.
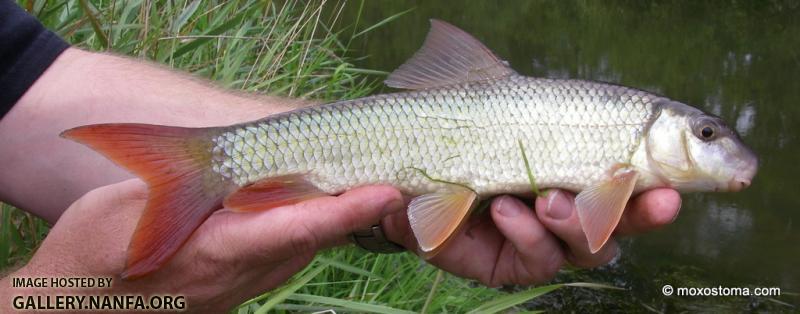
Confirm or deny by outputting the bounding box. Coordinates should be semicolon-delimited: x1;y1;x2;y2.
62;124;233;279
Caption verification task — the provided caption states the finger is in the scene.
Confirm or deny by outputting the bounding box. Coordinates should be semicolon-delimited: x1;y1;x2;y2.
490;196;564;285
616;188;681;236
534;190;618;268
293;185;405;247
226;185;405;255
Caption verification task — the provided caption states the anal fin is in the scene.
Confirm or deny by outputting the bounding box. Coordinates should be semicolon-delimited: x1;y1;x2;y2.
407;185;477;258
575;168;640;253
224;174;328;212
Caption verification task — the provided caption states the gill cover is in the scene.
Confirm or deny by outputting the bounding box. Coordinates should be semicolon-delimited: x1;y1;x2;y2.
645;104;694;179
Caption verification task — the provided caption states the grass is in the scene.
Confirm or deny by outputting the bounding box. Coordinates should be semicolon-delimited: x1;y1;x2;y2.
0;203;49;272
1;0;595;312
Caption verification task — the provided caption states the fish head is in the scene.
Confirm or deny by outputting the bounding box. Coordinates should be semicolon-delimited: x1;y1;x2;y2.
643;101;758;192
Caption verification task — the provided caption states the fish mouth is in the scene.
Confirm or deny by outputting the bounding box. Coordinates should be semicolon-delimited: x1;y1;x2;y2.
727;163;756;192
727;177;751;192
726;144;758;192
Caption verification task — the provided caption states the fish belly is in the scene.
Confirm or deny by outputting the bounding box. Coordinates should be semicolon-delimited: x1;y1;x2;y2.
210;75;659;197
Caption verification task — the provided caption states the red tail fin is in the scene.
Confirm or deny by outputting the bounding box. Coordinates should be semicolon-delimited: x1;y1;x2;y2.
62;124;233;279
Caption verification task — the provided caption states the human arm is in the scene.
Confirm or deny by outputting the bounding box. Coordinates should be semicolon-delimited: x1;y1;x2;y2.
0;48;315;223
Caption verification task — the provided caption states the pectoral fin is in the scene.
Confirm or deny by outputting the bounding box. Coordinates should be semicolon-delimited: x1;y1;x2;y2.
575;169;640;253
223;174;328;212
407;185;477;257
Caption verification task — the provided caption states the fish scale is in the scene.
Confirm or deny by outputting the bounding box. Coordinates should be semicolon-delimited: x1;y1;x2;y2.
209;75;658;196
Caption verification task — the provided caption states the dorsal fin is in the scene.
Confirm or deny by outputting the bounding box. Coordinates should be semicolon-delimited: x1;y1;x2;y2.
385;19;516;90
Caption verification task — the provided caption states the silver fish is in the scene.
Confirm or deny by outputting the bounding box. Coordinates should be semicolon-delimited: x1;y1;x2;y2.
63;20;758;279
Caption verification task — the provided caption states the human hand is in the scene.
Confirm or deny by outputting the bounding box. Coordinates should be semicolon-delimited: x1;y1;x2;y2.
382;189;681;286
3;179;404;313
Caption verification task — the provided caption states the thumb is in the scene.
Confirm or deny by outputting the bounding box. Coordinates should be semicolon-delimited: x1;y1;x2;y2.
296;185;405;248
534;190;619;267
240;185;404;254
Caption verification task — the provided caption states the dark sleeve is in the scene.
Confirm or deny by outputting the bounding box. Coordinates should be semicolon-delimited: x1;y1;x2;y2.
0;0;70;119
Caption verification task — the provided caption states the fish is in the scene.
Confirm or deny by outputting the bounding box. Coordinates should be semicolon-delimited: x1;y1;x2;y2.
62;20;758;279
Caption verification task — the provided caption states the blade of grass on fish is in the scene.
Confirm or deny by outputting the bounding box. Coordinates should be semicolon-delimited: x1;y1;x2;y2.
471;198;492;215
288;293;417;314
467;284;564;314
403;166;476;193
247;260;330;313
316;256;385;280
78;0;109;49
519;140;546;197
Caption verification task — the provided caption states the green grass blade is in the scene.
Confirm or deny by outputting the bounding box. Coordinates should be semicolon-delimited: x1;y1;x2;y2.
171;3;262;59
421;269;444;314
352;7;414;39
252;260;331;314
171;0;201;33
519;140;545;197
288;293;417;314
78;0;109;49
316;256;385;280
467;284;564;314
565;282;625;290
0;205;11;269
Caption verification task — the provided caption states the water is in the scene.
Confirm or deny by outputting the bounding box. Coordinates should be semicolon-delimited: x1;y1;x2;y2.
335;1;800;311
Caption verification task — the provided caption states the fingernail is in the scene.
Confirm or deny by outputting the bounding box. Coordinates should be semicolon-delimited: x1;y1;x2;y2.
382;199;405;216
546;190;572;220
496;196;524;217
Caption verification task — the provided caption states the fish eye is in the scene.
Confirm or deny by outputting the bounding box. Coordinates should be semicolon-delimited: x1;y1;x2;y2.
692;116;721;141
701;126;714;139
